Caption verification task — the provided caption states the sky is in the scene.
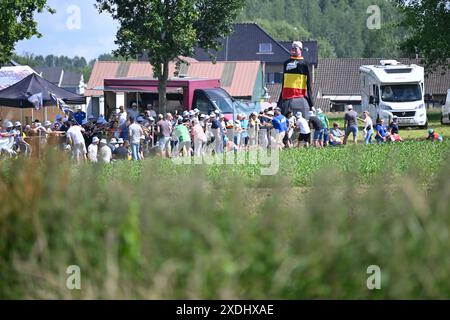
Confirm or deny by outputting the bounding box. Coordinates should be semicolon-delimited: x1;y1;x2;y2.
15;0;119;61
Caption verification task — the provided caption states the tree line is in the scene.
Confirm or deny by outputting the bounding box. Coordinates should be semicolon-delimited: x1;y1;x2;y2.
238;0;405;59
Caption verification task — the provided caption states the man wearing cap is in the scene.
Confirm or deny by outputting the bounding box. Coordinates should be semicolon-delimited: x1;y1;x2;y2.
279;41;314;117
113;138;130;160
74;106;86;126
108;138;118;153
316;109;330;147
209;113;223;154
296;112;311;148
308;110;324;148
343;105;359;145
127;103;140;120
88;136;100;163
98;139;112;164
66;121;87;163
0;122;17;155
117;106;128;127
271;107;288;149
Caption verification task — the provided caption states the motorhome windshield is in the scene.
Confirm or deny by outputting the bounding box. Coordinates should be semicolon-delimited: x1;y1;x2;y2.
381;84;422;103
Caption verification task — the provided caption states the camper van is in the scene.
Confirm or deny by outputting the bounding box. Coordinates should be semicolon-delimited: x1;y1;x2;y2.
360;60;427;128
441;89;450;125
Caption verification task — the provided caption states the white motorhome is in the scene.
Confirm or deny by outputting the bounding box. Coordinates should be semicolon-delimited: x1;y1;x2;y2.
441;89;450;125
360;60;427;128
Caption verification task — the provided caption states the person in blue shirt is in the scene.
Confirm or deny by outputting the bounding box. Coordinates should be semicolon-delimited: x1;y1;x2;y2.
375;119;389;143
271;107;288;149
73;106;87;125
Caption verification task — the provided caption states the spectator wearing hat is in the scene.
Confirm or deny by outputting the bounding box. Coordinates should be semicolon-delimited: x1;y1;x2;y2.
129;116;144;161
43;120;53;134
271;107;288;149
259;110;273;149
174;118;192;157
66;121;87;163
389;116;400;135
108;138;118;152
74;106;86;126
113;138;130;160
308;110;324;148
13;121;32;156
296;111;311;148
209;113;223;154
191;118;207;157
127;103;140;120
343;105;359;145
239;114;249;149
88;137;100;163
117;105;128;127
98;139;112;163
279;41;314;116
316;109;330;147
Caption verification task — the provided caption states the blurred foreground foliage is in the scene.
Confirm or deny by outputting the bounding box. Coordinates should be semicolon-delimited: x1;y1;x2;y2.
1;143;450;299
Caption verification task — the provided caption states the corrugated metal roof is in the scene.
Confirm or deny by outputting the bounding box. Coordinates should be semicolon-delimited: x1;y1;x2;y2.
86;60;262;99
85;61;119;96
228;61;260;97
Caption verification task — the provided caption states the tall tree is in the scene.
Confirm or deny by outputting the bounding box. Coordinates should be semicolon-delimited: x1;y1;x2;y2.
96;0;246;112
0;0;54;65
394;0;450;73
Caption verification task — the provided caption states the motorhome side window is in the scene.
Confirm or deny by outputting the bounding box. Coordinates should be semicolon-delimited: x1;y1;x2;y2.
375;86;380;100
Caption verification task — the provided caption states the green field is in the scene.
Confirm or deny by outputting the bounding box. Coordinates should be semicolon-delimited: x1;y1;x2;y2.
328;110;450;141
1;121;450;299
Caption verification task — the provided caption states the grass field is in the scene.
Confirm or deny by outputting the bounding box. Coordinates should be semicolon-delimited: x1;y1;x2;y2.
328;110;450;140
1;112;450;299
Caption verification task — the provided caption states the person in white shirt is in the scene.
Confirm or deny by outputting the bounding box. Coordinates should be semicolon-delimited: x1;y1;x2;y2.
117;105;128;127
98;139;112;164
66;121;86;163
358;111;374;145
129;117;144;161
88;136;100;163
295;112;311;148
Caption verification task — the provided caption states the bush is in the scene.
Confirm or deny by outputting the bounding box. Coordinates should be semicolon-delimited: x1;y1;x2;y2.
0;143;450;299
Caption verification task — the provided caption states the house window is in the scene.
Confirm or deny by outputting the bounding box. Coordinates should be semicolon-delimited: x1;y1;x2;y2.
258;43;273;54
266;72;283;84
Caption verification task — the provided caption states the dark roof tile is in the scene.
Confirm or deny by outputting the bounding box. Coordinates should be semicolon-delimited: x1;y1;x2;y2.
316;58;450;97
193;23;318;66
